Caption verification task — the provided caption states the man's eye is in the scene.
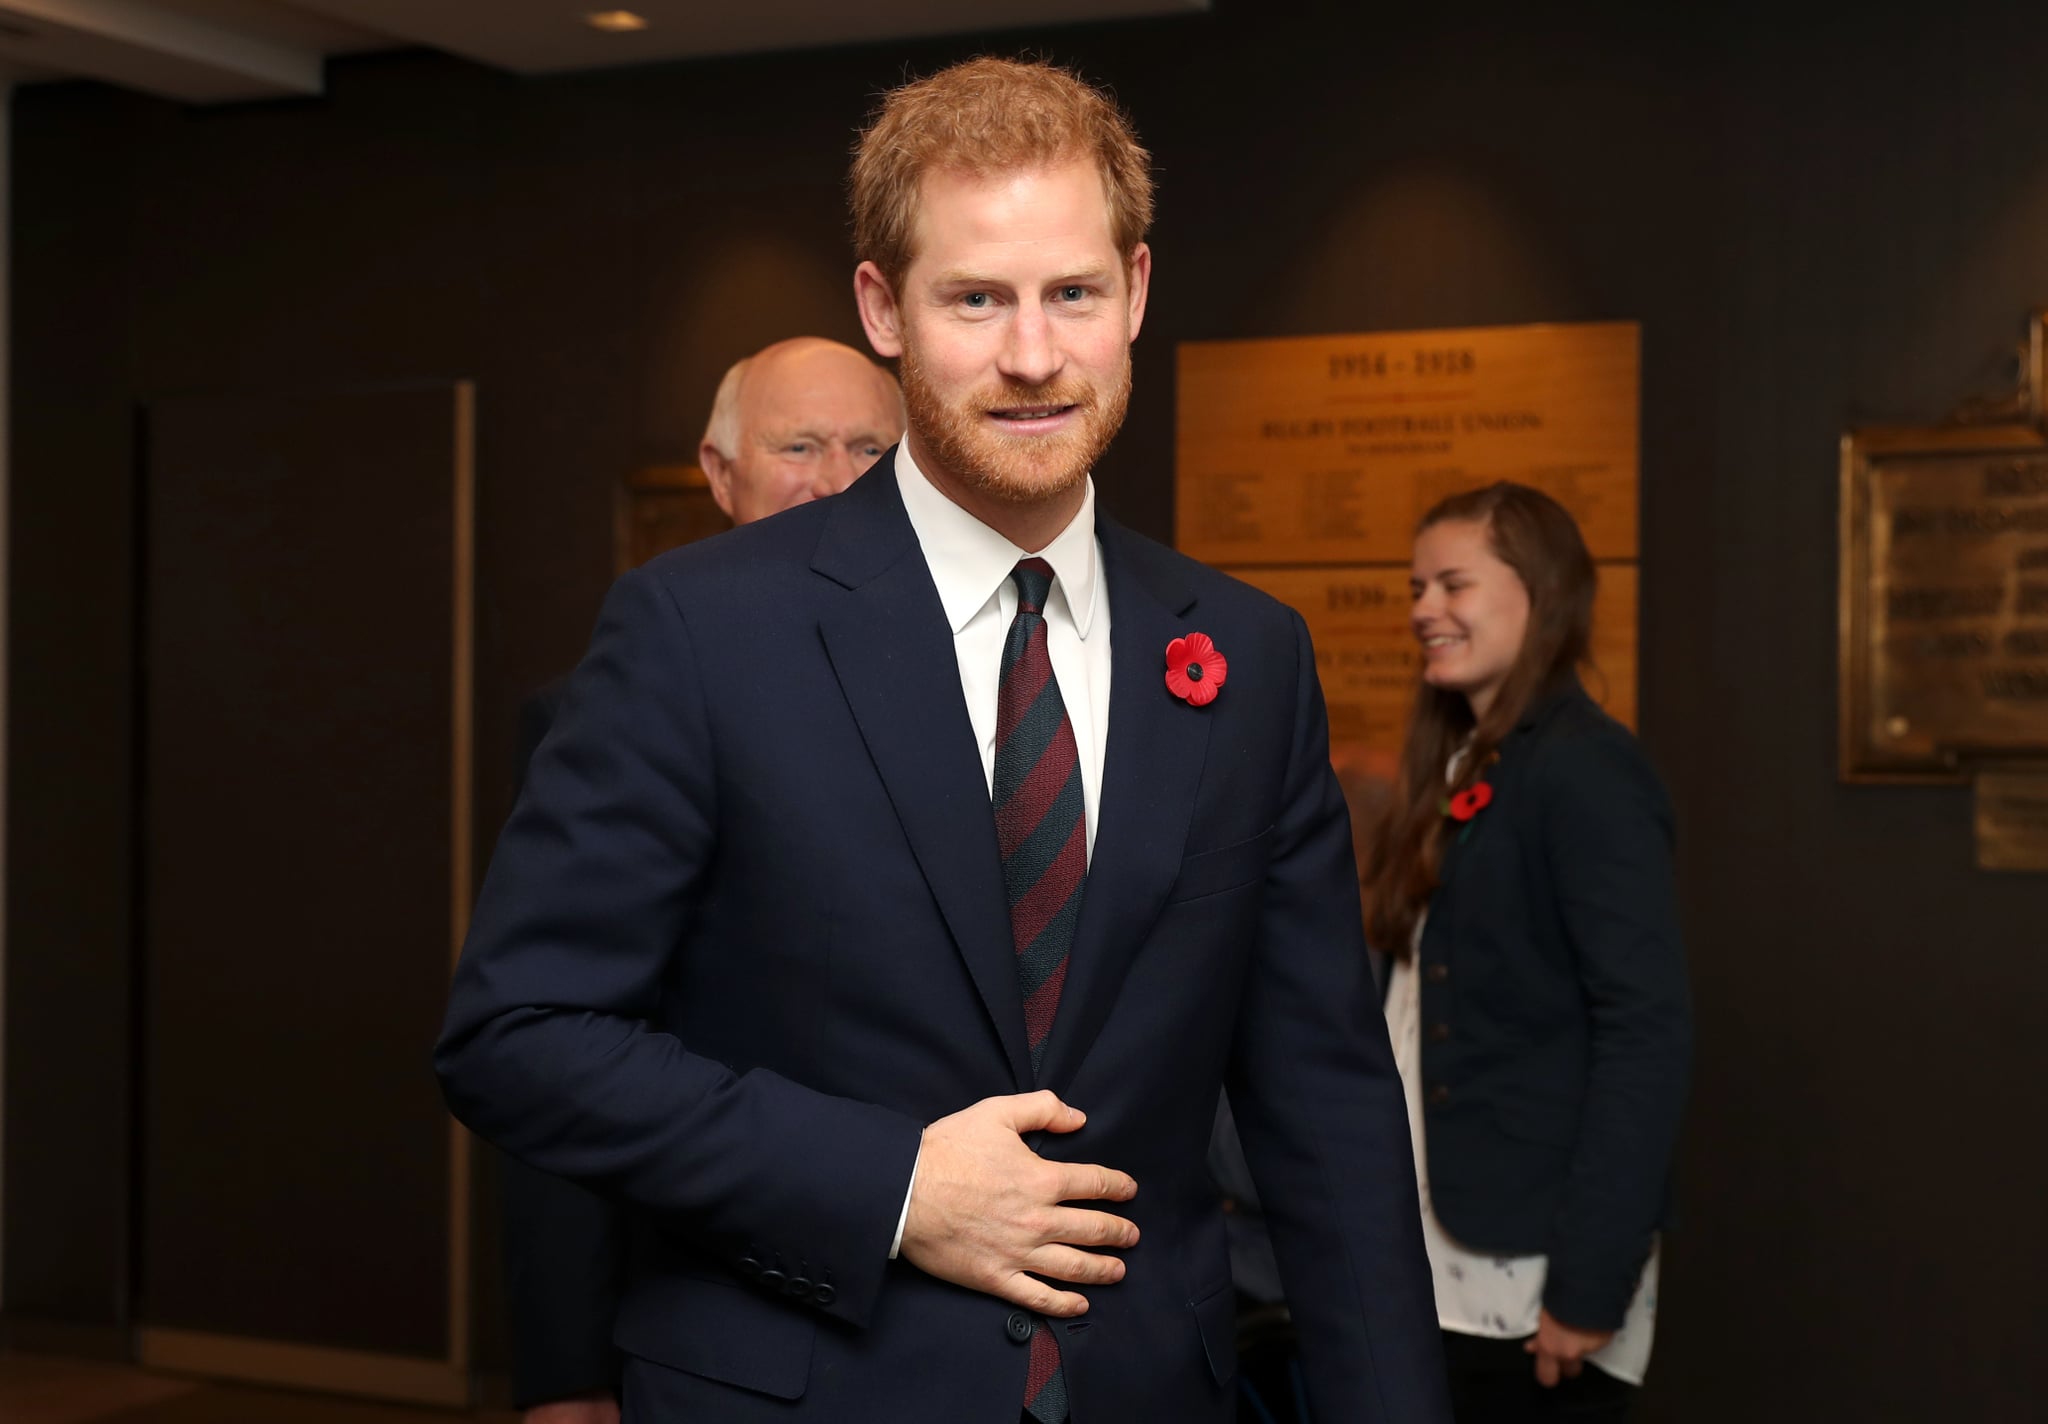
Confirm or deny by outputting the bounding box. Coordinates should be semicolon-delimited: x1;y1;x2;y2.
785;442;814;455
962;292;991;309
1059;286;1087;302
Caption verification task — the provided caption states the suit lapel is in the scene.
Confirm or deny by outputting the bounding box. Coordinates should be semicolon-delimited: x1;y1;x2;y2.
1037;519;1210;1089
813;461;1032;1089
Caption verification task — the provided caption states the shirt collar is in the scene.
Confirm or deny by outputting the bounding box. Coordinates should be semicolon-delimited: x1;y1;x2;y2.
893;441;1100;639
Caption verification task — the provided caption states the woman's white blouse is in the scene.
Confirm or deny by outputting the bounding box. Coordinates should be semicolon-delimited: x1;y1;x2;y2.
1385;947;1661;1384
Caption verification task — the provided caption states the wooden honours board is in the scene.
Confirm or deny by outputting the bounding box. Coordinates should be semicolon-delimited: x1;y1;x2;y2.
1177;323;1639;564
1175;322;1641;763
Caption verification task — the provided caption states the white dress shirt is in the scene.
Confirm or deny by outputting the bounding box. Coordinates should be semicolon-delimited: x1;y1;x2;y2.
885;441;1116;1256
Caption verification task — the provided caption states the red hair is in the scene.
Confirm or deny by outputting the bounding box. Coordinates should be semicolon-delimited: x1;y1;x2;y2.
850;57;1154;289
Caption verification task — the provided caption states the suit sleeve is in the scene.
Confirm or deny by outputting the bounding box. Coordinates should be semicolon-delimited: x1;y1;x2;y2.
1536;729;1693;1330
497;681;623;1408
435;566;924;1329
1225;610;1452;1424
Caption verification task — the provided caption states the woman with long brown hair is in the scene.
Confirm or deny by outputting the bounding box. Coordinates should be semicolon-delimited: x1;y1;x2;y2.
1363;482;1691;1422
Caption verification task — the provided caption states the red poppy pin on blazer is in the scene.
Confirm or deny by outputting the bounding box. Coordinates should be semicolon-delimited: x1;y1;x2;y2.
1447;781;1494;822
1164;632;1227;706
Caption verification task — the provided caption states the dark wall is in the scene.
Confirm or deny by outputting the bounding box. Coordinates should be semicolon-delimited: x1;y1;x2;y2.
8;1;2044;1415
140;387;464;1356
7;82;142;1333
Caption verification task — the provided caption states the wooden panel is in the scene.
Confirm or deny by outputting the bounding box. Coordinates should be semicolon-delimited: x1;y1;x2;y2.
1176;322;1639;565
139;384;472;1385
1975;770;2048;871
614;463;731;575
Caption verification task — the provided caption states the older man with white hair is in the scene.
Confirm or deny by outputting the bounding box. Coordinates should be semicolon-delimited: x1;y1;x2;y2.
501;334;902;1424
699;335;905;526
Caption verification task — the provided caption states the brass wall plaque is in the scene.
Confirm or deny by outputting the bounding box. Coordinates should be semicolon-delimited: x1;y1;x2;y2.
1839;424;2048;780
1975;770;2048;871
1176;322;1639;565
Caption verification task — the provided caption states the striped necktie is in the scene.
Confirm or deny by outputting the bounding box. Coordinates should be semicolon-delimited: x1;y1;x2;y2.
992;557;1084;1424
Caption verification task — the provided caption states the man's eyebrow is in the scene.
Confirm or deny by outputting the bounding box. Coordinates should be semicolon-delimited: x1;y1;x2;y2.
929;268;1009;288
928;266;1116;289
764;425;892;445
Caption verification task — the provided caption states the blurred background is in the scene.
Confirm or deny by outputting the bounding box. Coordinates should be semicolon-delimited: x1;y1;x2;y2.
1;1;2044;1421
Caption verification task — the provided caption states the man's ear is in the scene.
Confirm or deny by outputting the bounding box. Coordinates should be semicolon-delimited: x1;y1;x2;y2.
699;441;737;518
1124;243;1153;344
855;261;905;359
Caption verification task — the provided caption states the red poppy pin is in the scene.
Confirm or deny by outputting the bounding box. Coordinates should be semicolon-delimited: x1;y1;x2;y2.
1445;781;1495;822
1165;632;1228;706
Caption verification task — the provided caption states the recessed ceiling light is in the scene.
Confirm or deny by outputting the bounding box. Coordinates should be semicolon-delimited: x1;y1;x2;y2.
585;10;649;32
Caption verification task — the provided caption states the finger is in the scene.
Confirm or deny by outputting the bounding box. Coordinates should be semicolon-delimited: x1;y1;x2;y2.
1000;1272;1091;1318
1044;1206;1140;1248
1053;1162;1139;1203
1533;1351;1560;1388
1022;1243;1128;1286
1561;1356;1584;1380
1003;1089;1086;1135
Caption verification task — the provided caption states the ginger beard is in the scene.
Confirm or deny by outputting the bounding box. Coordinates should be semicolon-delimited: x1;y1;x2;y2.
899;325;1133;507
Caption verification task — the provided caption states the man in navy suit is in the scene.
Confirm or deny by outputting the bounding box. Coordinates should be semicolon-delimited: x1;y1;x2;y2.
438;57;1448;1423
500;336;904;1424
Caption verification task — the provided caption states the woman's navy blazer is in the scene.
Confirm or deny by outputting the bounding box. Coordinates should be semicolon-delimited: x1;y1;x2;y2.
1401;679;1692;1331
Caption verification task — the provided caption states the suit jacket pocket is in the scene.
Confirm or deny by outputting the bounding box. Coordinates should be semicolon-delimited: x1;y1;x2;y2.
1167;826;1275;904
614;1270;814;1400
1190;1280;1238;1386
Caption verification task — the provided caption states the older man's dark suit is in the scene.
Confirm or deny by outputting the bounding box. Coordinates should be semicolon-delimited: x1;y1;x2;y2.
436;457;1449;1422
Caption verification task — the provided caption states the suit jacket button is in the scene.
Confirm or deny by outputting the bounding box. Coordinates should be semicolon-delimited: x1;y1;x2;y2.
1005;1311;1035;1344
784;1275;812;1298
812;1283;837;1307
1427;1084;1451;1107
759;1269;787;1290
1428;1022;1451;1043
737;1257;763;1278
1425;962;1450;983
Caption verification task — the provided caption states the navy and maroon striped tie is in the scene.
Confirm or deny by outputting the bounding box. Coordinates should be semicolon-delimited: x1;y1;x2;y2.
992;557;1083;1424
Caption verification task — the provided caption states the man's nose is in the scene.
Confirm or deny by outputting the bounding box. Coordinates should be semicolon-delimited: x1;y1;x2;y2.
813;445;858;497
998;304;1062;389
